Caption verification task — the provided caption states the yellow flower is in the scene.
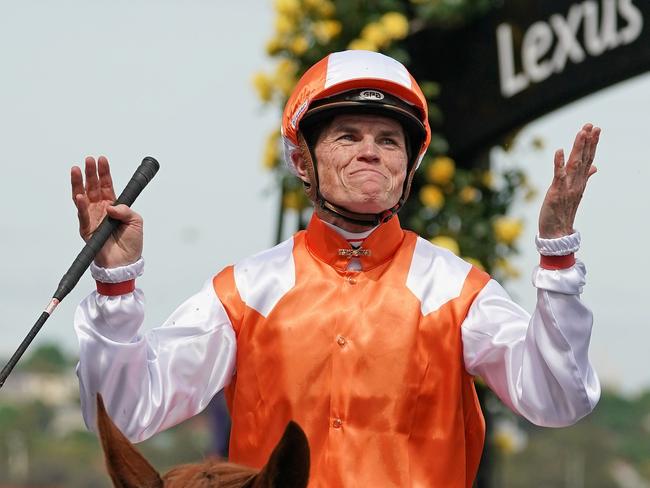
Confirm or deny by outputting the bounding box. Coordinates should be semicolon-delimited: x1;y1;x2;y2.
426;156;455;185
380;12;409;40
495;258;521;279
463;257;485;271
430;236;460;255
481;170;494;189
494;431;516;455
317;0;336;17
263;130;281;169
274;58;298;97
275;13;297;36
419;185;445;210
275;0;302;18
493;217;523;245
312;20;342;44
348;38;377;51
276;58;298;76
283;190;307;210
459;186;479;203
276;78;296;98
361;22;390;49
252;72;273;102
290;35;309;55
303;0;335;17
265;37;284;56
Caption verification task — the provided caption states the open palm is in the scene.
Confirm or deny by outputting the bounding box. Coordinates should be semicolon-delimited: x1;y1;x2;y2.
71;156;143;268
538;124;600;238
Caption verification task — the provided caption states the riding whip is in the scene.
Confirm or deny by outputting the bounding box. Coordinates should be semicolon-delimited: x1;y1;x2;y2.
0;156;160;389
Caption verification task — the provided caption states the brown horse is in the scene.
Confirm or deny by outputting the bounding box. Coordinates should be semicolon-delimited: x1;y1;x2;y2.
96;394;310;488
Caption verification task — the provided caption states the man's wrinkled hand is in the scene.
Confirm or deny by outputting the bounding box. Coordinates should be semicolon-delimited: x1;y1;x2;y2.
71;156;144;268
538;123;600;239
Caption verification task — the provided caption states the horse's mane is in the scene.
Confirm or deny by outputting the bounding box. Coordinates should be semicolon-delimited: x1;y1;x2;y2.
163;460;257;488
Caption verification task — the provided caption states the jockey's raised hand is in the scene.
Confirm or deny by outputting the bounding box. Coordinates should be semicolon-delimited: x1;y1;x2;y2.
71;156;143;268
538;123;600;238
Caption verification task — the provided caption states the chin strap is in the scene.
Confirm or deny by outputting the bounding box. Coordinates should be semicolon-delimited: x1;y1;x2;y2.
297;133;416;227
319;199;395;226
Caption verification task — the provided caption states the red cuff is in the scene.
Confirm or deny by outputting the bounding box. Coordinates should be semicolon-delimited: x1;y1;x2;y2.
539;254;576;270
96;279;136;296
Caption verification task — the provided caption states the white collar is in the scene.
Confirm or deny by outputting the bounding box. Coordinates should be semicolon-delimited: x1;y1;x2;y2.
322;220;376;240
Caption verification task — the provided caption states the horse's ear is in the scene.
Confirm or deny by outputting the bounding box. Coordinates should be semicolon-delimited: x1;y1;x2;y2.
96;393;164;488
247;421;310;488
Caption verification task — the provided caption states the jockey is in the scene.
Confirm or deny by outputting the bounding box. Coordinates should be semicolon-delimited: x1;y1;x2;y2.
72;50;601;487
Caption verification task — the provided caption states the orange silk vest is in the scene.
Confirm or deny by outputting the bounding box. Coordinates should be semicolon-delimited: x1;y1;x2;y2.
213;215;491;487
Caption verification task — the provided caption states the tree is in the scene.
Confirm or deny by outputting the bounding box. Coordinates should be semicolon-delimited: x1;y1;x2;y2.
21;343;71;374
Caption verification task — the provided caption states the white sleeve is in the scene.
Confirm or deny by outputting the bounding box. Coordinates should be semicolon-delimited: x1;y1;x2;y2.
461;260;600;427
74;269;237;443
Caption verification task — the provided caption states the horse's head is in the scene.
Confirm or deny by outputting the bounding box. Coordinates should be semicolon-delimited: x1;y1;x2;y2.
96;394;310;488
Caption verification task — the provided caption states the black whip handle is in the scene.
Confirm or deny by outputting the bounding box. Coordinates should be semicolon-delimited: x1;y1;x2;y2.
53;156;160;301
0;157;159;389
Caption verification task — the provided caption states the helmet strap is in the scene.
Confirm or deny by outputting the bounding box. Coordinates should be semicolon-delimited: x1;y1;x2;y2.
296;132;319;203
319;199;395;226
399;153;419;210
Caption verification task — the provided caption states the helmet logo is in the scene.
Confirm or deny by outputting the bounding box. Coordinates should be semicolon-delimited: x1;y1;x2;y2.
291;100;309;129
360;90;385;101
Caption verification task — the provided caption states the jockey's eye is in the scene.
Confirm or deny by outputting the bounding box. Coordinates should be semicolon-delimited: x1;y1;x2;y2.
380;136;406;150
337;133;356;142
381;137;398;146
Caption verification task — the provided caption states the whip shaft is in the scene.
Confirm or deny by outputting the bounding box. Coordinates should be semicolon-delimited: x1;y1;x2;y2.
0;157;160;389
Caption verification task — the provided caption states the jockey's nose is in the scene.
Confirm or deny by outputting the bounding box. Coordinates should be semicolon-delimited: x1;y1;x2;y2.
356;135;381;164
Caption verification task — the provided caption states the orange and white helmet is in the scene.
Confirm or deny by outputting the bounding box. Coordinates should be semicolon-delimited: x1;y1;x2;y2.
282;50;431;225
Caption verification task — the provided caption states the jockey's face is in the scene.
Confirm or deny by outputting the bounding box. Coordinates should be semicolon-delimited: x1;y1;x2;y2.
311;113;408;215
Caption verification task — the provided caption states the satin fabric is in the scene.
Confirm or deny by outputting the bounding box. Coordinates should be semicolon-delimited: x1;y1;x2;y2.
214;215;491;487
74;215;600;487
462;272;599;427
75;279;237;442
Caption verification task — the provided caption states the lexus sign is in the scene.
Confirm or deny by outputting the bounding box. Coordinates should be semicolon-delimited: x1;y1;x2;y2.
407;0;650;161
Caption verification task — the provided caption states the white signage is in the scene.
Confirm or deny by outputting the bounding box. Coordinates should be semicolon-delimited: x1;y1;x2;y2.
497;0;644;97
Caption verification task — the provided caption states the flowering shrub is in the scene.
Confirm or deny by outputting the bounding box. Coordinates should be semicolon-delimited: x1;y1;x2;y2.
255;0;531;281
403;153;533;280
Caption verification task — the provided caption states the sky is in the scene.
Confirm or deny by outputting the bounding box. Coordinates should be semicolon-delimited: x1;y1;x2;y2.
0;2;648;394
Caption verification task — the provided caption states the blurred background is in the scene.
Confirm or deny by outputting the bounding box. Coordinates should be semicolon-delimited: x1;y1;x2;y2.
0;1;649;486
